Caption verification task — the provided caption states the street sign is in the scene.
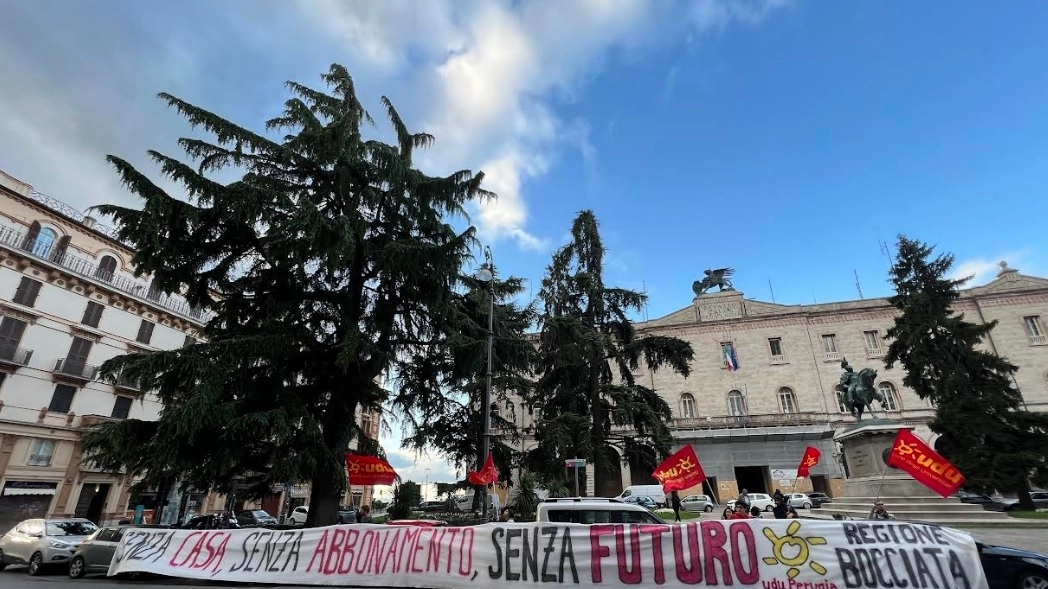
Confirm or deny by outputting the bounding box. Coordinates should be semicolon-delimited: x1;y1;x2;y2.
564;459;586;468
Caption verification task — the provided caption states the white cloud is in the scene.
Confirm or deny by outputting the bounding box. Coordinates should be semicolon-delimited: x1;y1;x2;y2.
303;0;789;250
950;251;1029;285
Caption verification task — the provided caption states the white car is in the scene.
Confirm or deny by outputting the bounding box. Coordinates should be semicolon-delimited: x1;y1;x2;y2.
727;493;775;512
537;498;664;525
681;494;715;512
787;493;814;509
0;518;99;575
287;506;309;525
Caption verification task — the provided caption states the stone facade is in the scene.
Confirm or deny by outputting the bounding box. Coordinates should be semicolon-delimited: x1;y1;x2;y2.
501;264;1048;502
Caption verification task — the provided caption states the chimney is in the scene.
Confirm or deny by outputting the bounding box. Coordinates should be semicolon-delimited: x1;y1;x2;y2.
82;216;96;229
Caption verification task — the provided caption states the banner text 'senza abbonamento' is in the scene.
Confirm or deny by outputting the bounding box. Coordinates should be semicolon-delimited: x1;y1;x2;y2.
108;521;988;589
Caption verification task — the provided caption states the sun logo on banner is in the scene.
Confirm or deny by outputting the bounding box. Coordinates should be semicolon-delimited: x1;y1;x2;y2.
762;521;828;579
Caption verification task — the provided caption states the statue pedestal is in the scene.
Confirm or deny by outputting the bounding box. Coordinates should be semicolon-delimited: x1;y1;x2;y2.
834;419;936;498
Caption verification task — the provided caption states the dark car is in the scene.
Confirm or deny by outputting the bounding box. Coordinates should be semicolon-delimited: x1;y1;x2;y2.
336;509;357;524
956;491;994;505
1000;492;1048;512
236;510;278;526
979;541;1048;589
806;493;832;508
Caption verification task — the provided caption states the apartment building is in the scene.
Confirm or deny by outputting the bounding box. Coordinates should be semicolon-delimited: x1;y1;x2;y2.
0;168;384;528
500;264;1048;501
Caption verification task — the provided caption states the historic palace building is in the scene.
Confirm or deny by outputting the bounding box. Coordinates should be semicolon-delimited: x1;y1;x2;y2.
0;168;380;529
501;265;1048;501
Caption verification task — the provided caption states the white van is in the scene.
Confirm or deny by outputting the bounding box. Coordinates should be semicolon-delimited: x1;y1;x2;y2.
616;485;667;507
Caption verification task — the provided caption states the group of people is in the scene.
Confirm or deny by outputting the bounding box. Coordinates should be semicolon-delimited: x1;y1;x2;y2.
667;488;895;522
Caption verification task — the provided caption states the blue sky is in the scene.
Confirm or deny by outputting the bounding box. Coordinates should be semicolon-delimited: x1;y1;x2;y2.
2;0;1047;493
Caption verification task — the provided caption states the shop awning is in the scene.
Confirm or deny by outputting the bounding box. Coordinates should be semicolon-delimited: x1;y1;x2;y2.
3;487;56;497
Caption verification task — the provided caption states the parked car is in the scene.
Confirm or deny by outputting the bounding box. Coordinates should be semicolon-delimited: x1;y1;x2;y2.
616;485;668;507
681;494;715;512
999;492;1048;512
68;525;131;579
786;493;814;509
0;518;98;575
336;509;357;524
806;492;832;507
623;495;656;509
956;491;995;506
537;498;664;525
287;506;309;525
979;541;1047;589
727;493;775;512
236;510;278;526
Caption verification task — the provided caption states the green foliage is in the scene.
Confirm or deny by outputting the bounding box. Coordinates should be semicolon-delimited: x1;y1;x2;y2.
511;472;542;521
387;483;414;521
397;481;423;508
884;236;1048;505
82;64;490;526
524;210;695;495
400;267;536;489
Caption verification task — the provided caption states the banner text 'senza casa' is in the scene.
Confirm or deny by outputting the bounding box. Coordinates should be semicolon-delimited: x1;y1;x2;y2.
108;520;988;589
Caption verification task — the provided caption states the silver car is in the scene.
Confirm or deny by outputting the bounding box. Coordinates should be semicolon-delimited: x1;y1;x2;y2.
69;525;139;579
0;518;99;575
681;494;715;512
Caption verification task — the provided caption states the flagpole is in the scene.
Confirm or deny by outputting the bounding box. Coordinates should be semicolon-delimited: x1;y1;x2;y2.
873;460;890;504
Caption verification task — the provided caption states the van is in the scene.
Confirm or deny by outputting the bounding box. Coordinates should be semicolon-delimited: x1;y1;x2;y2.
616;485;667;507
536;498;663;525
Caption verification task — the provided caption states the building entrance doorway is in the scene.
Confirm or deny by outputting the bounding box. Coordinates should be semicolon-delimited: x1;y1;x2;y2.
810;475;829;495
74;483;111;525
734;466;769;494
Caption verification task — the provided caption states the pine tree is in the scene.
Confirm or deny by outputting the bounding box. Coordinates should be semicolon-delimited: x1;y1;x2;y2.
400;265;536;503
525;210;694;495
82;64;491;526
884;236;1048;509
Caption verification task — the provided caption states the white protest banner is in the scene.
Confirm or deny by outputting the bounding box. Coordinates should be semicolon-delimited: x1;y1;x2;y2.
108;520;988;589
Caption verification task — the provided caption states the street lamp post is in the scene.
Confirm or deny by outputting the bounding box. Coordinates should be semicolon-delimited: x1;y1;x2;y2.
476;247;496;520
424;468;430;503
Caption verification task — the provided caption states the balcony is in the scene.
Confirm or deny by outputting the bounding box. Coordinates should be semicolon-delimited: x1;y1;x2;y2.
672;411;830;430
114;375;143;393
1030;335;1046;345
0;224;211;324
769;354;786;364
0;343;33;368
54;358;99;382
823;352;841;361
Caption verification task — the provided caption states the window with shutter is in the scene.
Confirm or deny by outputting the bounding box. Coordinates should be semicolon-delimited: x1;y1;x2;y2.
95;256;118;282
136;320;155;345
111;396;133;419
81;302;105;328
0;317;28;363
64;337;93;374
12;277;42;307
49;384;77;413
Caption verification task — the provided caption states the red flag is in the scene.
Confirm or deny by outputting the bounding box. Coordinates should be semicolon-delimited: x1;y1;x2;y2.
467;454;498;486
796;446;822;478
344;453;397;486
886;429;965;498
652;446;706;493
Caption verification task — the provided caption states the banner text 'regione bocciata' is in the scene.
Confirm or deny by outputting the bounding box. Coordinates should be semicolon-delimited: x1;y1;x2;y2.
107;520;988;589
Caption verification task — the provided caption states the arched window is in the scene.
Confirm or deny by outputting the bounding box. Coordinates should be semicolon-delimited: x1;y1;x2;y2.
778;387;798;413
503;399;516;425
51;235;70;262
680;393;696;419
727;390;746;416
877;382;901;412
31;227;57;258
95;255;118;282
834;386;847;413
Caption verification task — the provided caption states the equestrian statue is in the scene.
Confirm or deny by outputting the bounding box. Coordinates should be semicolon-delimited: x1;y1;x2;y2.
838;357;885;420
692;267;736;296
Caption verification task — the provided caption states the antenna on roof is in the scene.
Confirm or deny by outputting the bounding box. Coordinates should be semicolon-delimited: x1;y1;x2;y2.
854;269;864;300
879;239;896;271
812;291;818;304
768;279;776;303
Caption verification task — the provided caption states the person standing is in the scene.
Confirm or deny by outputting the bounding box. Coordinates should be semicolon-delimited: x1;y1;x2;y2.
358;505;373;523
671;492;683;522
738;488;751;511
